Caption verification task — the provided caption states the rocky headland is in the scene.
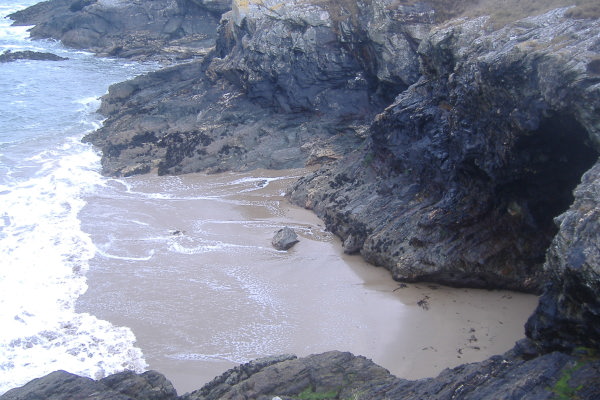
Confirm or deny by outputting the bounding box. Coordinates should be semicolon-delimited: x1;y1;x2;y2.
5;0;600;398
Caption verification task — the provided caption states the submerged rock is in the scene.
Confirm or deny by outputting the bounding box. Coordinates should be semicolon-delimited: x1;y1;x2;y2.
0;50;67;63
272;227;299;250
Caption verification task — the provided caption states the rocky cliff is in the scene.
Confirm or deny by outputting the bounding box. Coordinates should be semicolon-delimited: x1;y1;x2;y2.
80;0;433;176
6;0;600;398
290;8;600;293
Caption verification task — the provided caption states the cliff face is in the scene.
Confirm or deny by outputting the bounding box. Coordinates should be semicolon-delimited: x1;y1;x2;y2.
290;8;600;293
82;0;433;176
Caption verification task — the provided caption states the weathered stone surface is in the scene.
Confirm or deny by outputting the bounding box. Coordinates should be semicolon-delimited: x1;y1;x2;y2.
271;226;299;250
182;351;396;400
289;8;600;293
82;0;433;176
8;0;228;62
0;370;177;400
4;349;600;399
0;50;68;63
526;162;600;352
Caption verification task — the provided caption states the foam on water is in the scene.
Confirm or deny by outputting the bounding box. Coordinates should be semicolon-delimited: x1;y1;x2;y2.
0;137;147;394
0;2;153;393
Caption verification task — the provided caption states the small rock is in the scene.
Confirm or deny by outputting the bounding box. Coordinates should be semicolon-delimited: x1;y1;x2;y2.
272;227;299;250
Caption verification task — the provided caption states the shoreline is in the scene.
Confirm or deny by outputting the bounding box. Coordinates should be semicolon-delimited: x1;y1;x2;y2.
76;169;537;394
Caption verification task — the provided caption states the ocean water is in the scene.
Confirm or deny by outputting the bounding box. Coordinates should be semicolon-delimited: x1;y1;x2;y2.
0;2;158;393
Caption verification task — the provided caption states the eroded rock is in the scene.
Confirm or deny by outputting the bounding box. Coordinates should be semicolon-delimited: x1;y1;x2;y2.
81;0;433;176
289;8;600;293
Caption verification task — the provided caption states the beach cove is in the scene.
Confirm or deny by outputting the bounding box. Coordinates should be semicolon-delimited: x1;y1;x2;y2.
77;169;537;393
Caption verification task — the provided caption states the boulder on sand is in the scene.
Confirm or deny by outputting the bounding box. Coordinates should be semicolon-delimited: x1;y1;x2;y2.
271;227;299;251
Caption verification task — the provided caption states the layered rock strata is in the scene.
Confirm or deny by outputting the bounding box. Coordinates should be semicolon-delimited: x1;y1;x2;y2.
81;0;433;176
290;8;600;293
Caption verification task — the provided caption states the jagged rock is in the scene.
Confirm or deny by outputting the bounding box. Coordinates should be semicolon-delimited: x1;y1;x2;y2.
289;8;600;293
4;349;600;399
271;227;299;250
182;351;396;400
8;0;229;62
0;370;177;400
79;0;432;176
526;162;600;352
0;50;68;63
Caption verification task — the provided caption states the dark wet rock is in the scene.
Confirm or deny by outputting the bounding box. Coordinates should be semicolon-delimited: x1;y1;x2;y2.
272;227;299;250
526;162;600;352
81;0;433;176
0;370;177;400
179;351;396;400
8;0;229;62
4;349;600;399
0;50;68;63
289;9;600;293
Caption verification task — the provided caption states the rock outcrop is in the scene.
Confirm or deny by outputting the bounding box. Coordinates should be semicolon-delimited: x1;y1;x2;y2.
3;349;600;399
9;0;230;61
80;0;433;176
526;162;600;352
289;8;600;293
0;370;177;400
0;50;68;63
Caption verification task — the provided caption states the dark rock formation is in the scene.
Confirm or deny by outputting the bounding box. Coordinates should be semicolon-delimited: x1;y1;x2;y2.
526;162;600;352
81;0;433;176
0;50;68;63
289;9;600;293
272;227;299;250
4;349;600;399
8;0;230;62
0;370;177;400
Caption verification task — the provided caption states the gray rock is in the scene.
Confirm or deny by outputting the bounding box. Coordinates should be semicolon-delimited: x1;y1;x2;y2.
289;8;600;293
0;50;68;63
526;162;600;352
0;370;177;400
182;351;396;400
271;227;299;251
5;349;600;399
8;0;229;62
81;0;433;176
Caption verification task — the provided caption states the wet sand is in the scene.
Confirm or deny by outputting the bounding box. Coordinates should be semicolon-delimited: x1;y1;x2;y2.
77;169;538;394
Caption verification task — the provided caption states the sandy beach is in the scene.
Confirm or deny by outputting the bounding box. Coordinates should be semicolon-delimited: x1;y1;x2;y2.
76;169;538;394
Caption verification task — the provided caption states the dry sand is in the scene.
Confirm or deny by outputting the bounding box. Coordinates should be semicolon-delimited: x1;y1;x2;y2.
77;169;538;394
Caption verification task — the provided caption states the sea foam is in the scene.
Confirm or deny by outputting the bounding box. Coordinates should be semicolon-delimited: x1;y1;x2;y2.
0;138;147;394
